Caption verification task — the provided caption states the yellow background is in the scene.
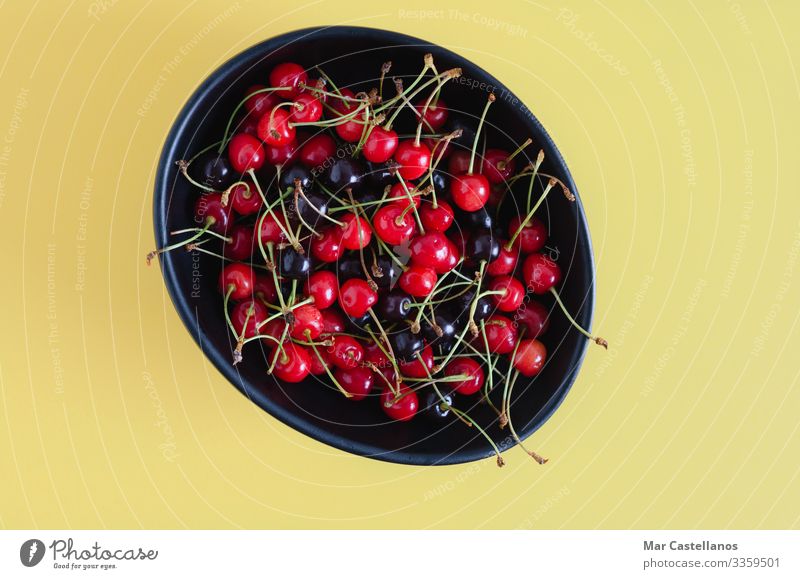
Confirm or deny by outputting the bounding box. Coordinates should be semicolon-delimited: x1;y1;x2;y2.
1;0;798;529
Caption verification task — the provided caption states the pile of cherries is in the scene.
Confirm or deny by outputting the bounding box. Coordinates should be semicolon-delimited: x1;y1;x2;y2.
151;55;604;466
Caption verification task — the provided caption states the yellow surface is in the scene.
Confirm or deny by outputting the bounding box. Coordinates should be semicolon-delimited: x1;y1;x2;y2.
1;0;798;529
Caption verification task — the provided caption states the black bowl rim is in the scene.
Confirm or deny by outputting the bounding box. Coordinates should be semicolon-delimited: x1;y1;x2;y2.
153;25;595;466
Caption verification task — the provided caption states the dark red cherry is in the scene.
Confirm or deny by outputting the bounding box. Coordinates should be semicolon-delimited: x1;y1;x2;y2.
409;232;451;269
515;301;550;338
330;335;364;369
414;98;449;131
305;270;338;309
224;224;253;261
264;140;298;166
194;193;231;234
289;304;323;340
363;126;399;163
373;204;417;246
380;385;418;421
398;345;434;379
451;173;490;211
482;315;518;354
230;181;262;215
334;366;374;401
330;87;356;114
512;339;547;377
482;148;515;184
257;108;296;147
523;253;561;294
244;84;280;116
308;347;330;375
269;62;307;99
219;263;255;300
399;264;437;297
320;308;346;334
310;227;345;262
299;133;336;169
447;150;471;175
228;133;265;173
253;274;278;304
339;278;378;318
261;318;287;343
419;200;454;233
231;300;268;339
487;275;525;312
268;343;311;383
444;358;485;395
394;140;431;180
375;289;412;322
509;215;547;254
339;213;372;250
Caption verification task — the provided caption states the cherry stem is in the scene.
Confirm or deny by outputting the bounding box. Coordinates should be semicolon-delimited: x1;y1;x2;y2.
267;325;290;373
549;287;608;348
147;222;212;264
504;178;557;252
363;316;401;396
395;177;425;234
468;93;496;174
378;61;392;101
346;189;378;290
176;160;215;192
265;244;289;313
499;138;532;171
222;285;237;336
504;368;548;464
480;321;503;417
307;336;353;398
217;86;291;153
170;227;231;244
446;405;505;467
292;180;320;236
248;169;302;253
382;67;460;129
423;129;462;208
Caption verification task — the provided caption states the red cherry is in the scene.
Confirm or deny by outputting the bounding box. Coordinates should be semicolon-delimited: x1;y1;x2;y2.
334;366;374;401
444;358;485;395
447;150;470;175
339;278;378;317
419;200;454;233
380;385;418;421
451;173;490;211
373;205;417;246
363;126;399;163
320;308;346;334
364;342;396;386
330;335;364;369
219;263;255;300
523;253;561;294
394;140;431;180
482;315;518;354
230;182;262;215
223;224;253;261
515;301;550;338
487;275;525;312
299;78;327;102
257;108;296;147
414;99;449;131
512;339;547;377
310;226;345;262
264;140;297;166
509;215;547;253
240;113;260;137
308;347;329;375
335;110;366;142
305;270;338;309
331;88;356;114
398;345;434;378
231;300;268;339
253;274;278;304
482;148;515;184
486;244;520;276
398;264;437;297
261;318;287;343
388;181;421;209
435;239;460;274
228;133;265;173
339;213;372;250
194;193;231;234
244;84;280;116
300;134;336;168
258;212;288;245
289;304;323;340
269;62;307;99
269;343;311;383
409;232;451;269
291;93;322;123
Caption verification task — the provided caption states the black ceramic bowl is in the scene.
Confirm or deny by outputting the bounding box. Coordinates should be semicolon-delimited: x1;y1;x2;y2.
154;26;595;466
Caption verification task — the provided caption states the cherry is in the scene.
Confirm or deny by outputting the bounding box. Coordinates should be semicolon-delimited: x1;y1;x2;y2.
380;385;418;421
423;308;459;348
191;151;233;190
455;206;493;230
278;247;311;279
330;87;356;114
409;232;451;270
194;193;231;234
372;255;400;289
224;224;253;261
465;231;500;264
523;253;561;294
515;301;550;338
435;238;460;274
414;98;449;131
399;264;437;297
291;93;322;123
421;388;454;422
334;366;374;400
339;213;372;250
253;274;278;304
447;150;471;175
373;204;417;246
231;299;268;339
305;270;338;309
299;134;336;168
268;343;311;383
389;330;424;361
279;164;313;192
512;339;547;377
366;160;398;188
451;173;490;211
261;318;287;343
292;190;328;226
487;275;525;312
257;108;295;147
419;200;454;232
269;62;307;99
339;278;378;317
335;256;363;282
335;110;367;142
264;141;297;166
219;263;255;300
320;308;346;334
258;211;288;245
289;304;323;340
398;345;434;378
228;133;264;173
444;358;485;395
240;113;260;138
323;157;365;195
482;315;518;354
388;181;421;209
311;227;345;262
330;335;364;369
244;84;280;116
230;182;262;215
394;140;430;180
308;347;330;375
486;244;519;276
509;215;547;253
375;289;412;322
482;148;515;184
363;126;399;163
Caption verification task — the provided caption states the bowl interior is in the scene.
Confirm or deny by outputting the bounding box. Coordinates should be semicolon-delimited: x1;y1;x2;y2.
155;26;594;465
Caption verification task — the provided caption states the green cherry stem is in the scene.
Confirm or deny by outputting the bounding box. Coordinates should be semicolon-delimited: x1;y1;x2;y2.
468;93;496;174
549;287;608;348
